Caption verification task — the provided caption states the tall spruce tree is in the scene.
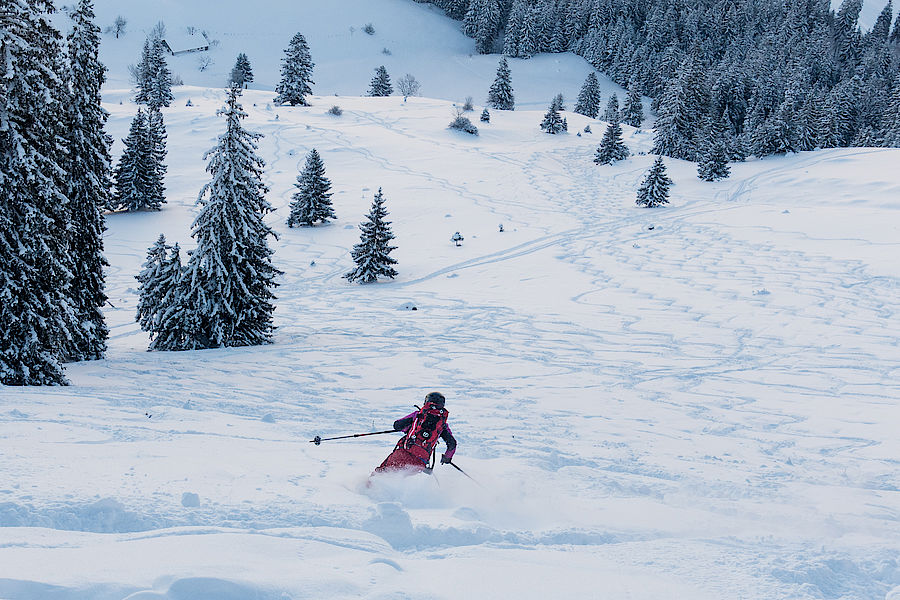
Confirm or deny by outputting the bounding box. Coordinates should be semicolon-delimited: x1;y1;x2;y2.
487;58;515;110
65;0;112;361
181;85;279;348
287;149;335;227
230;53;254;88
147;107;168;206
621;84;644;128
344;188;398;284
368;66;393;96
574;72;601;118
636;157;673;208
594;115;630;164
1;0;75;384
274;33;314;106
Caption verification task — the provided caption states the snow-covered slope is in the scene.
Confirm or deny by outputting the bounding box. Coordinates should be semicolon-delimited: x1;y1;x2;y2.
2;2;900;599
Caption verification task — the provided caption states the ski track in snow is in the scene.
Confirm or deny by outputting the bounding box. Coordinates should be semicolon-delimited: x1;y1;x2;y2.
2;89;899;599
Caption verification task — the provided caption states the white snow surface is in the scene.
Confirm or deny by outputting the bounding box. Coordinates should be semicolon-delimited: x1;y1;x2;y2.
2;1;900;599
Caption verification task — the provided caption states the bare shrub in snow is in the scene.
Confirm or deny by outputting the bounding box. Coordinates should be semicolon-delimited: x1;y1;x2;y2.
396;74;421;98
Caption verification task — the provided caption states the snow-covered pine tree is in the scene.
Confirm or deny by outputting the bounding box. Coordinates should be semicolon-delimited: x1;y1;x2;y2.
574;72;601;118
652;65;700;161
135;234;172;336
593;114;630;164
135;37;173;109
368;66;393;96
487;58;515;110
621;83;644;128
230;53;254;88
147;107;167;206
503;0;526;57
181;85;280;348
134;39;153;105
891;10;900;44
113;109;148;210
344;188;398;284
113;109;165;211
540;100;565;134
551;93;566;112
148;39;173;109
696;117;730;181
463;0;502;54
151;243;198;351
480;107;491;122
636;157;673;207
0;0;75;384
603;93;620;122
287;149;335;227
64;0;112;361
868;1;893;42
274;32;314;106
135;237;191;351
882;84;900;147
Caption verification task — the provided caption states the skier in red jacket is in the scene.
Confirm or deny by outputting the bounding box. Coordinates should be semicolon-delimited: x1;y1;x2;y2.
374;392;457;474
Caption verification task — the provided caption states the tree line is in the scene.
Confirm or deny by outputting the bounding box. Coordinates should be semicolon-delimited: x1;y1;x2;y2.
419;0;900;158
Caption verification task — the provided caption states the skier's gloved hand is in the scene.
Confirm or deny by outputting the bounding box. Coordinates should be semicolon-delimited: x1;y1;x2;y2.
440;454;452;464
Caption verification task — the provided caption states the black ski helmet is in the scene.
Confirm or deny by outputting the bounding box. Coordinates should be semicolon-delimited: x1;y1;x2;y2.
425;391;446;407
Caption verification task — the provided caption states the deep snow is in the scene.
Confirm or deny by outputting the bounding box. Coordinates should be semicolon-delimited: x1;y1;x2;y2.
2;1;900;599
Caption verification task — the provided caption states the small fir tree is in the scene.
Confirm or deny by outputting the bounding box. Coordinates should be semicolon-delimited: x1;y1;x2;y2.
368;66;393;96
540;101;565;134
480;107;491;122
152;244;193;351
112;109;166;211
574;72;601;118
135;37;173;109
274;32;315;106
487;58;515;110
551;93;566;112
230;53;254;88
603;93;620;122
594;116;630;164
135;234;173;337
181;85;280;348
287;149;335;227
621;84;644;128
636;157;673;208
344;188;398;283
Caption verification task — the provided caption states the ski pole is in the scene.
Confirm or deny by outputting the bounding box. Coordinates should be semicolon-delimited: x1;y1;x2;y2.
447;460;482;487
310;430;396;445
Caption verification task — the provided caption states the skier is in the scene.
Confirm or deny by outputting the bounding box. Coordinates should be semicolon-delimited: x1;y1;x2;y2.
373;392;457;475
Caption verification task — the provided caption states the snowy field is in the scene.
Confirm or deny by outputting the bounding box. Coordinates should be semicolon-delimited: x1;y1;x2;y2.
2;1;900;599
